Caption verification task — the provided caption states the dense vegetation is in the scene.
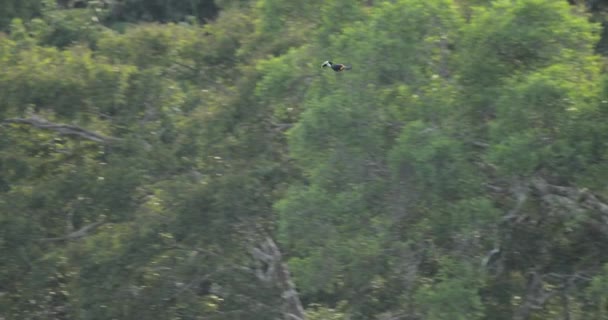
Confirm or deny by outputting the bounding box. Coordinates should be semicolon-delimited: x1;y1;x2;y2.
1;0;608;319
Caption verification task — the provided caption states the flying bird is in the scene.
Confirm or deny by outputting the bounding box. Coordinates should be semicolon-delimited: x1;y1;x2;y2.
321;61;352;72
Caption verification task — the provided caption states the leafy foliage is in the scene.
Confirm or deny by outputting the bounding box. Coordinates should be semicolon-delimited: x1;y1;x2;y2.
1;0;608;320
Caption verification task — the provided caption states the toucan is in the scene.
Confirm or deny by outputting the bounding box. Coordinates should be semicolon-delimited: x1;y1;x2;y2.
321;61;352;72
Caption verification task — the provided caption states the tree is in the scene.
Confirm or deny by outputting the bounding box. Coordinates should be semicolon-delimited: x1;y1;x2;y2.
2;0;608;319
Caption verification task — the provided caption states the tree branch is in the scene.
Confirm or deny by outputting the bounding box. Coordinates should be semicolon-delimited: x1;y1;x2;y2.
530;177;608;230
513;270;593;320
250;237;306;320
3;117;120;144
38;221;105;242
502;179;530;222
471;140;490;149
513;271;559;320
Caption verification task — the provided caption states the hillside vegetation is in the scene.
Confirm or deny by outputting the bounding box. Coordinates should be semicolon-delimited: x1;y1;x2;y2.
1;0;608;319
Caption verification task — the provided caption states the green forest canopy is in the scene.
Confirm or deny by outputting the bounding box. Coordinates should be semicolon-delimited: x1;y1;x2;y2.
1;0;608;319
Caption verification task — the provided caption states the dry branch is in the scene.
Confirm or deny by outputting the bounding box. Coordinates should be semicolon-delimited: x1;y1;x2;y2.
513;272;558;320
530;177;608;230
3;117;120;144
38;221;105;242
250;237;306;320
501;177;608;232
502;179;530;222
513;270;593;320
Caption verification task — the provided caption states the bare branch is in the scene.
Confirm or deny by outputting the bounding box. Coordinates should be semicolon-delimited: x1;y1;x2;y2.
250;237;306;320
38;221;105;242
271;123;294;132
471;141;490;148
513;271;559;320
484;183;505;193
250;246;275;264
502;179;530;222
530;177;608;225
3;117;120;144
513;268;596;320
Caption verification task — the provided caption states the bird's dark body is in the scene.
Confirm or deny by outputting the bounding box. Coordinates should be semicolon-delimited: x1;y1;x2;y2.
330;63;351;72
